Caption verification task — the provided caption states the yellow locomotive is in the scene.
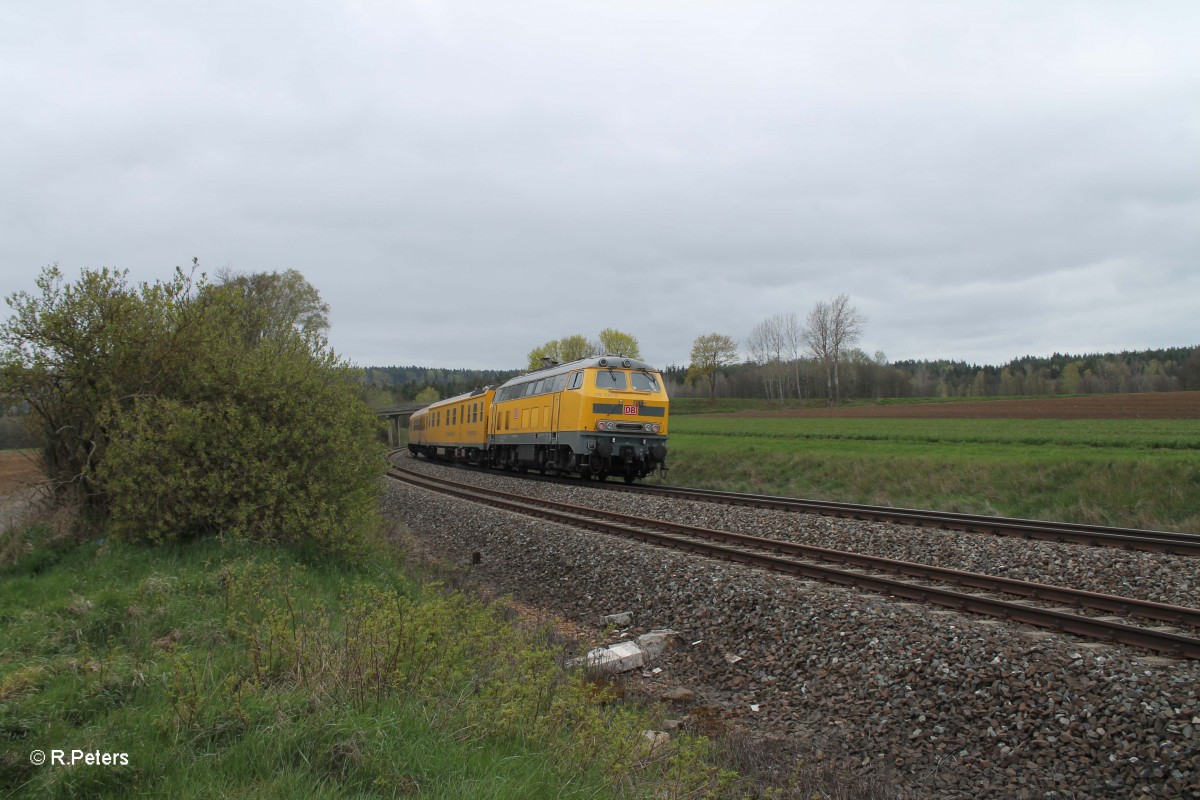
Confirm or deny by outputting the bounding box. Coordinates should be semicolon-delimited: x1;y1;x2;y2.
408;356;668;482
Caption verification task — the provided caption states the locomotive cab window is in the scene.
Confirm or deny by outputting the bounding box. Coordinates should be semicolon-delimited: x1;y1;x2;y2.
631;372;659;392
595;370;627;390
567;371;583;390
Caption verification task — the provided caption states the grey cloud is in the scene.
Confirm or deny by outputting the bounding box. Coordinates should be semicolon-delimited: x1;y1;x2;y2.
2;1;1198;371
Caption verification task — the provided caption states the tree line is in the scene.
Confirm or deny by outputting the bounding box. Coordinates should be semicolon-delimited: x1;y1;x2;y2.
352;286;1199;409
665;345;1200;401
672;293;1200;402
686;294;867;405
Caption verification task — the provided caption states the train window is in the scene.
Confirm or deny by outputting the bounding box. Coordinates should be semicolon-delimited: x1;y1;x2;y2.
631;372;659;392
595;370;627;390
552;374;568;392
568;371;583;390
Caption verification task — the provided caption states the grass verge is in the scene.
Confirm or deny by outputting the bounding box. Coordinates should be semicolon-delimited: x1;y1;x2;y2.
0;523;729;799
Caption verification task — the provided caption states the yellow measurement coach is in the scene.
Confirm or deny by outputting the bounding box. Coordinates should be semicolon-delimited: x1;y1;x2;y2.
407;386;495;465
408;356;668;483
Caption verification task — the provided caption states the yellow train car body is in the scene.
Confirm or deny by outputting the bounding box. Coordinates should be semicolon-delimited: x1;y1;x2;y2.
408;387;494;461
408;356;669;482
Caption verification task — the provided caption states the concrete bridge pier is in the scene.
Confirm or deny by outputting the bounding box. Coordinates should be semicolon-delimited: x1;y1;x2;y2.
376;404;421;449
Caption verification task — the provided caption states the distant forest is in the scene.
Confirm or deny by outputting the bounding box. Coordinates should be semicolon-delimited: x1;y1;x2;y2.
357;345;1200;408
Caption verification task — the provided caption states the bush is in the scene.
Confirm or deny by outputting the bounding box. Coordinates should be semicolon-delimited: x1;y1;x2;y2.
1;264;383;554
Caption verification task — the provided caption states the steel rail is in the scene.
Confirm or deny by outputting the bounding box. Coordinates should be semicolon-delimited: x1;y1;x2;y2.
388;464;1200;659
630;484;1200;553
405;453;1200;556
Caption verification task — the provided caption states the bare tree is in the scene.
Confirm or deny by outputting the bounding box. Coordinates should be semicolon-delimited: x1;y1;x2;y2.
803;294;866;405
748;315;789;403
745;321;772;399
781;311;805;399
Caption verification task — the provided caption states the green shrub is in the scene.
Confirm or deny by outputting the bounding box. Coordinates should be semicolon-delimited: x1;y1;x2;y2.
1;264;383;555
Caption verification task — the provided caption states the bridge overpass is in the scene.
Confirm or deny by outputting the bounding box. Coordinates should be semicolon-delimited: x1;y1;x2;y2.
377;404;422;448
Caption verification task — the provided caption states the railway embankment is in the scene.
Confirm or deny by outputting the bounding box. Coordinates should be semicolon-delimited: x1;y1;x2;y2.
387;457;1200;799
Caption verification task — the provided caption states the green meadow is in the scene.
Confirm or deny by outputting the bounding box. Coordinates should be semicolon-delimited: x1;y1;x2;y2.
661;416;1200;533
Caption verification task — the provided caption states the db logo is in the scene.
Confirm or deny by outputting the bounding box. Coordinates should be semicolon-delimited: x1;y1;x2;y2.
622;404;638;416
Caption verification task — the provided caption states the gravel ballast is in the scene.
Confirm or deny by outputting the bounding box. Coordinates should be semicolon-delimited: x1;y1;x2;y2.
383;459;1200;799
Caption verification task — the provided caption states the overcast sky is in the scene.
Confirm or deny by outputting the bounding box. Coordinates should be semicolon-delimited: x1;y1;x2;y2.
2;1;1197;370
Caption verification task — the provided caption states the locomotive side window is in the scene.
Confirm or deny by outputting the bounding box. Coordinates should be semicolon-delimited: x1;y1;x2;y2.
596;370;627;390
552;374;568;392
631;372;659;392
568;371;583;390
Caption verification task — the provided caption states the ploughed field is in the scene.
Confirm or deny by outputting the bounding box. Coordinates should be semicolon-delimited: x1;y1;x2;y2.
0;451;41;531
664;392;1200;534
0;450;41;495
723;390;1200;420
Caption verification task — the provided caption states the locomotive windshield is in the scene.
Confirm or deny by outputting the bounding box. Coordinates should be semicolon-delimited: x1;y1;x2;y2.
595;370;660;391
595;370;627;390
631;372;659;392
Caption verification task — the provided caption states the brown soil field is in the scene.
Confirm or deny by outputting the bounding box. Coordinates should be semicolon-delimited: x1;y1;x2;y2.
0;450;43;495
734;391;1200;420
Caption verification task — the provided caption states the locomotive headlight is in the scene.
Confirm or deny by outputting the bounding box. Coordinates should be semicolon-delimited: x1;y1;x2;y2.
651;423;660;433
643;423;652;432
596;421;605;431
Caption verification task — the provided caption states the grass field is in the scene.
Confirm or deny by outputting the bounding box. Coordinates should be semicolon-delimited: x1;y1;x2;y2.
660;413;1200;533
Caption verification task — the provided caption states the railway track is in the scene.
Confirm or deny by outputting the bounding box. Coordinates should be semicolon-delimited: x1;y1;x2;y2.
624;483;1200;557
389;461;1200;660
407;454;1200;556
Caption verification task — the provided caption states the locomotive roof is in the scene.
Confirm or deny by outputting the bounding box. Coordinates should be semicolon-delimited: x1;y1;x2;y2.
496;356;659;389
412;385;494;413
412;357;661;414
